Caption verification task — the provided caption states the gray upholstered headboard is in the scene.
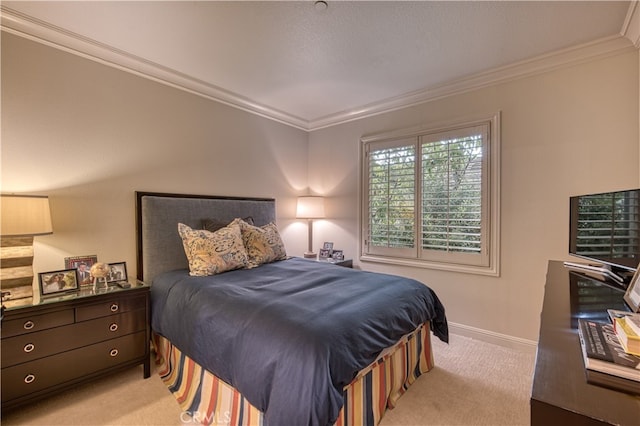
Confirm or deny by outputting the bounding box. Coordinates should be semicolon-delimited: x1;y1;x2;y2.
135;192;276;284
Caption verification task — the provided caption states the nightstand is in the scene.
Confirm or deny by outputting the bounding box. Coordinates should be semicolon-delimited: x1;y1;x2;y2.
1;282;150;412
317;259;353;268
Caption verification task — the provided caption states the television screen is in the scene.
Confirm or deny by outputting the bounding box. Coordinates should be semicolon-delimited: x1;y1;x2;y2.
569;189;640;277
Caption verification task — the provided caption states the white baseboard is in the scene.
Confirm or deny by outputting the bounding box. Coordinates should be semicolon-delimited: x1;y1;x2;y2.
448;321;538;355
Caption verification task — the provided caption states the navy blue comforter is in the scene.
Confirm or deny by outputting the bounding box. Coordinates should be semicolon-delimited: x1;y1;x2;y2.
151;257;448;426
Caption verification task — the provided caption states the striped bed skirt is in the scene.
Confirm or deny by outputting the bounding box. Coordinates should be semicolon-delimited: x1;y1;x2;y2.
152;321;434;426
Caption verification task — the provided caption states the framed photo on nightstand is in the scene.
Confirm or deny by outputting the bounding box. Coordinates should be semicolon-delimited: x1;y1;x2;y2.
39;269;79;297
65;255;97;286
107;262;128;283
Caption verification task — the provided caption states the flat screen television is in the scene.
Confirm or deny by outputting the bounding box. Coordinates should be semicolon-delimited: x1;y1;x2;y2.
568;188;640;285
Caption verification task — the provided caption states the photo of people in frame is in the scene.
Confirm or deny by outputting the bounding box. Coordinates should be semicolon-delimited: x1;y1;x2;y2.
107;262;128;283
331;250;344;261
65;255;97;286
39;269;79;297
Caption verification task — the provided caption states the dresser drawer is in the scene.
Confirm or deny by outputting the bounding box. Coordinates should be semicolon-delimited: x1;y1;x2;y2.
1;330;146;403
1;309;147;368
1;310;74;339
75;294;146;321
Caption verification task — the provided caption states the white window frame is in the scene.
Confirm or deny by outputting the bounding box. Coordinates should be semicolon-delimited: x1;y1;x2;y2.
359;112;501;276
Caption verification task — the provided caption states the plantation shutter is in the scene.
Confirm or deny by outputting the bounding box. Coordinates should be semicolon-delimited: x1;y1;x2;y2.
420;125;489;266
361;114;499;275
365;138;417;257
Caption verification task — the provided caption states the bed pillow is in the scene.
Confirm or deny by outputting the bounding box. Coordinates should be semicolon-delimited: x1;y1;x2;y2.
231;218;287;268
202;216;254;233
178;222;248;276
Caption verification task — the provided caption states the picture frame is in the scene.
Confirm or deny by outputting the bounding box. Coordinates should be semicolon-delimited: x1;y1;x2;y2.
332;249;344;261
323;242;334;251
39;269;79;297
64;255;98;286
107;262;128;283
319;249;331;259
624;267;640;312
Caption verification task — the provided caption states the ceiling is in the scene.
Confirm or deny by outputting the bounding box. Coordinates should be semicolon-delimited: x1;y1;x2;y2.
1;1;638;131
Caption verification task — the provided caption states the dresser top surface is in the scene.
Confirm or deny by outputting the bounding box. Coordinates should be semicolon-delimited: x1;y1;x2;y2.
3;281;149;313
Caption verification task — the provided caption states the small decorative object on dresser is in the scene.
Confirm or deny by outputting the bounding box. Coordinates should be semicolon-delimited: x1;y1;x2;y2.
38;269;79;297
90;262;109;289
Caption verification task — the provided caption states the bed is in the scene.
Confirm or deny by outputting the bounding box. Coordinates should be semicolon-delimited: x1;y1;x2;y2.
135;191;448;426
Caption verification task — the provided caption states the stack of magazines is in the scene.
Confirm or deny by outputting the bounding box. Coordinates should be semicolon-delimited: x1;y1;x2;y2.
577;312;640;395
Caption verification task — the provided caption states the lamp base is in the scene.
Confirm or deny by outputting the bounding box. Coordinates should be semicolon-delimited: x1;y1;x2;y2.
303;252;317;259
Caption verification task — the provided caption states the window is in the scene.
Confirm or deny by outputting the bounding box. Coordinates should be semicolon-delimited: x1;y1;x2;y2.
360;113;500;275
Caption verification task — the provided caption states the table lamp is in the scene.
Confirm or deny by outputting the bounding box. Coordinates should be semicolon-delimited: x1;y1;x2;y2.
296;196;325;259
1;194;53;304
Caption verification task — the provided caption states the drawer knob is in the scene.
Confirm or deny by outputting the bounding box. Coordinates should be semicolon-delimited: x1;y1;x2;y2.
23;320;35;330
110;303;119;312
109;323;118;332
24;374;36;384
109;348;119;357
23;343;35;353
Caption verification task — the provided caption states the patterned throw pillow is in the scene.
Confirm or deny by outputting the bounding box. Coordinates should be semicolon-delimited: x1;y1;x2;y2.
178;222;248;276
231;218;287;268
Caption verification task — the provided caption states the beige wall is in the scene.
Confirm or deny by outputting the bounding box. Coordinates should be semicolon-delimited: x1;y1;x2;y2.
308;50;639;343
2;31;639;344
1;33;310;283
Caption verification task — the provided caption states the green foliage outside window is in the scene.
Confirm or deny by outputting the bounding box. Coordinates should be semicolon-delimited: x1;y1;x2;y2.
368;134;483;254
369;145;415;248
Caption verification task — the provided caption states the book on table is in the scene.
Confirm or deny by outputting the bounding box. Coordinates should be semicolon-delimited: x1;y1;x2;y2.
614;317;640;356
577;319;640;394
624;313;640;336
607;309;635;329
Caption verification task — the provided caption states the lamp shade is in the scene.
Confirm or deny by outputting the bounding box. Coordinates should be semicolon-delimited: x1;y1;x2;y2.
1;195;53;236
296;196;325;219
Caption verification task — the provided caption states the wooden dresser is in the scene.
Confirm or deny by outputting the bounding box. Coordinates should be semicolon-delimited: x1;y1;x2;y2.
1;283;150;411
531;261;640;425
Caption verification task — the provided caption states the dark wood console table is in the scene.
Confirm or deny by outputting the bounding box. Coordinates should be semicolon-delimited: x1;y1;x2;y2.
531;261;640;425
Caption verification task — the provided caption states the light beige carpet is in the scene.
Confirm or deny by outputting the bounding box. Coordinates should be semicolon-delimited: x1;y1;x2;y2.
1;334;535;426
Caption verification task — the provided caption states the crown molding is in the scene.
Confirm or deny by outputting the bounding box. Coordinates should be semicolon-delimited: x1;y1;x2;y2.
621;1;640;49
1;6;636;133
0;7;310;131
308;35;635;130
